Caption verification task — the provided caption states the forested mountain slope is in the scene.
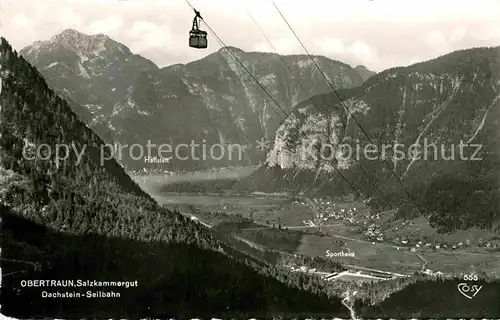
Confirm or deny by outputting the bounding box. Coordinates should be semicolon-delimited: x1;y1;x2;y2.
0;37;348;318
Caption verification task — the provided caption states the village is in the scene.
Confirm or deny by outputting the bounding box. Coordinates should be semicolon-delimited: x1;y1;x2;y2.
293;197;500;253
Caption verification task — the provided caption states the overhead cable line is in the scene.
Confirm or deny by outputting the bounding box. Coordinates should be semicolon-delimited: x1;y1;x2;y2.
244;6;393;210
183;0;385;217
271;0;426;216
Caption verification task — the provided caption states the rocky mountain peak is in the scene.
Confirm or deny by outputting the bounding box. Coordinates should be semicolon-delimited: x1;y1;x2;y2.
219;46;245;53
20;29;368;170
22;28;131;63
53;28;90;40
354;64;376;81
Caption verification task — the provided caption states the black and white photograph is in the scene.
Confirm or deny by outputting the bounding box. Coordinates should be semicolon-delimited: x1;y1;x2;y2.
0;0;499;318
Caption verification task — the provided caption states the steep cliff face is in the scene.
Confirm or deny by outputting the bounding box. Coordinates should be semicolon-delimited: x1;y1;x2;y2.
240;46;500;232
20;29;369;170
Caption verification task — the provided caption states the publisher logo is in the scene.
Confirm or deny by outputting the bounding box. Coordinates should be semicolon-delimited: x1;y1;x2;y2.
457;273;482;299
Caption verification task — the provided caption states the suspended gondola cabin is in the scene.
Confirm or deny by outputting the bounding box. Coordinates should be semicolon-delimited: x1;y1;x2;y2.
189;9;207;49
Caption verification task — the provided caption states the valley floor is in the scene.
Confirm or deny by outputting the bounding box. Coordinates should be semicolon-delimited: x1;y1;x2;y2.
129;169;500;319
131;170;500;281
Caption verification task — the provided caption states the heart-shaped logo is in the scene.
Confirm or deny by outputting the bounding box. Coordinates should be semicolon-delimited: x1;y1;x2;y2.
457;282;482;299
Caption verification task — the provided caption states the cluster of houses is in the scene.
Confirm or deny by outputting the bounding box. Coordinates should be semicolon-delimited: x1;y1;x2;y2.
399;240;445;252
295;198;392;229
287;265;318;273
390;238;498;252
423;268;444;277
130;167;237;176
319;206;358;223
128;168;176;175
306;199;360;224
362;218;500;251
292;200;308;206
365;224;384;242
294;198;500;252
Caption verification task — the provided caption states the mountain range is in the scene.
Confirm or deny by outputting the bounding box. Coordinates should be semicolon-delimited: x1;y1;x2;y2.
19;29;375;170
238;45;500;233
0;36;351;318
2;28;500;319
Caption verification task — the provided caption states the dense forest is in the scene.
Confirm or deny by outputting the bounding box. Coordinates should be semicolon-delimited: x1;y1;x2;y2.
0;37;351;318
1;204;350;318
359;276;500;318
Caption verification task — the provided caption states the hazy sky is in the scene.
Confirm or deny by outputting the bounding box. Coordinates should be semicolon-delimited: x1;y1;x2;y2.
1;0;499;72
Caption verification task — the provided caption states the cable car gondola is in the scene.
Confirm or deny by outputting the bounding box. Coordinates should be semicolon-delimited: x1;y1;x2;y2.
189;9;207;49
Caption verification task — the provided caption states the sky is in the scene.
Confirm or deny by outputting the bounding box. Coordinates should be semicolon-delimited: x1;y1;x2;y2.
1;0;500;72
